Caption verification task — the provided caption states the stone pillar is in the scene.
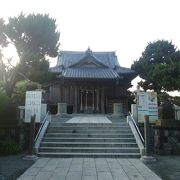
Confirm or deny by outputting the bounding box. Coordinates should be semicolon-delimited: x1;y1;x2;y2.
174;106;180;120
85;90;88;110
80;89;83;111
60;86;63;102
141;115;156;163
57;103;67;115
19;127;25;150
101;89;105;113
29;115;36;155
18;106;25;125
144;115;150;156
96;89;99;112
131;104;137;122
74;86;78;113
113;103;123;116
41;104;47;121
92;90;95;110
69;86;73;105
158;105;163;119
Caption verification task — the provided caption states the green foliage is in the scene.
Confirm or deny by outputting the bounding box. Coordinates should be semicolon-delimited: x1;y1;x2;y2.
0;137;20;155
158;92;173;105
11;80;40;105
132;40;180;92
173;96;180;106
0;90;10;115
0;13;60;97
158;92;180;106
0;18;8;47
27;59;53;83
158;92;175;119
5;13;60;58
0;90;17;126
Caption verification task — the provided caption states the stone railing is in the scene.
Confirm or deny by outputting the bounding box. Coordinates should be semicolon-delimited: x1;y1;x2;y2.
127;113;145;156
34;112;51;153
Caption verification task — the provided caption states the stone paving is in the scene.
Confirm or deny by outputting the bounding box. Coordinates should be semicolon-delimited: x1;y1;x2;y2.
17;158;161;180
66;116;112;123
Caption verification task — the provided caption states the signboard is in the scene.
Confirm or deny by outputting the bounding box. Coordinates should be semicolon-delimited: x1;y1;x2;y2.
137;91;158;123
25;91;42;123
148;92;158;122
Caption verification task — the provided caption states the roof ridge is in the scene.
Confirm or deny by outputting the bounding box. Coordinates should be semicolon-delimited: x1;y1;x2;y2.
59;50;115;54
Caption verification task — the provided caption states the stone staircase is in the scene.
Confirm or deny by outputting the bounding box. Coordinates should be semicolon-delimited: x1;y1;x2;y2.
37;115;140;158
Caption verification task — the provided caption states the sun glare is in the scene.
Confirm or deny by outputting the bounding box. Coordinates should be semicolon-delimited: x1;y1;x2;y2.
2;44;19;66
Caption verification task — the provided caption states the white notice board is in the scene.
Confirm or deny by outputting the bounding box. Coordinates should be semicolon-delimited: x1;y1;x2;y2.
137;91;158;123
25;91;42;123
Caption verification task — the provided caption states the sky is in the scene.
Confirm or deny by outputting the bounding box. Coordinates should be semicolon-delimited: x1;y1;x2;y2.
0;0;180;94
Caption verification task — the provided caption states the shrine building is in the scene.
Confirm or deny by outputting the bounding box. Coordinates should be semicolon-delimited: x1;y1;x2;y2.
45;48;137;114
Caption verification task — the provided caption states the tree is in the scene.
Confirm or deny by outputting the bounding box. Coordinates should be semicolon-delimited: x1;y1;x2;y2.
131;40;180;92
0;13;60;97
0;90;10;116
0;18;8;90
11;80;40;105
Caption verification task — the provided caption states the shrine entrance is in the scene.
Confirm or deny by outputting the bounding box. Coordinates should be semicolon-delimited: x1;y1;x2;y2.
79;88;99;113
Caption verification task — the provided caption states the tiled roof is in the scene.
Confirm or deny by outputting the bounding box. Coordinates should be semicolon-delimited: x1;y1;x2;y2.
57;50;119;68
50;49;137;80
115;66;136;74
49;66;63;73
62;68;119;79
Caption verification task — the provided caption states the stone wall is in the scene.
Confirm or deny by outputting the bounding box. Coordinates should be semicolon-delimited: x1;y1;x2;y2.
138;123;180;155
154;126;180;155
0;125;29;150
0;122;40;151
138;123;155;152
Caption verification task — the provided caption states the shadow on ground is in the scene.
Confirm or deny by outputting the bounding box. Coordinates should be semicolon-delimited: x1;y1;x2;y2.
0;153;35;180
147;155;180;180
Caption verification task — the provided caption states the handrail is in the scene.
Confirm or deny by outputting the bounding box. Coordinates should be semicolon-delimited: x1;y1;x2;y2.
129;111;144;144
34;111;50;145
34;111;51;154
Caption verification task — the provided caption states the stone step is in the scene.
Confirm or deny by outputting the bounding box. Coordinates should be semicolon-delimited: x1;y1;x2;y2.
38;115;140;158
51;117;71;119
48;124;130;130
51;120;127;123
38;152;140;158
48;126;130;131
40;142;138;148
39;147;140;153
49;123;128;126
108;118;127;122
44;133;134;138
46;129;132;133
42;137;136;142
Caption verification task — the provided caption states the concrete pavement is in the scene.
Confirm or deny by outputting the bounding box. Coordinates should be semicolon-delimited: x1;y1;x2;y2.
17;158;161;180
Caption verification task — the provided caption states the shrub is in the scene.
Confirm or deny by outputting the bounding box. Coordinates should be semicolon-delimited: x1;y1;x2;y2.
173;96;180;106
11;80;40;105
0;90;11;117
0;90;10;111
0;137;20;155
158;92;175;119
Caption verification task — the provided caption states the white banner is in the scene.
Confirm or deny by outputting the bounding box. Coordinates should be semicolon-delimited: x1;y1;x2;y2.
25;91;42;123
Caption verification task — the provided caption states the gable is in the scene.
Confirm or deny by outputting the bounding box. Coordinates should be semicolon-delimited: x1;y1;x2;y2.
80;61;99;68
70;54;108;68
